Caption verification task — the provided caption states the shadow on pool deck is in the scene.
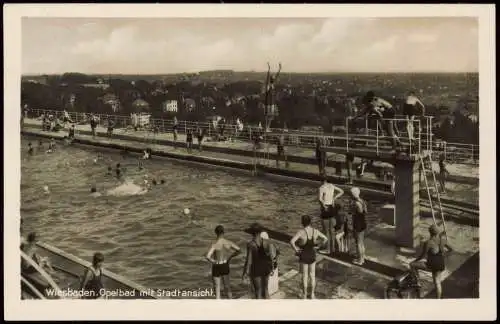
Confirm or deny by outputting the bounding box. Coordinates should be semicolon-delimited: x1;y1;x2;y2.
424;252;479;299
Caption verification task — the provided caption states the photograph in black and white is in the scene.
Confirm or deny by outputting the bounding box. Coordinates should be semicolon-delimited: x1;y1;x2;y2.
19;16;479;300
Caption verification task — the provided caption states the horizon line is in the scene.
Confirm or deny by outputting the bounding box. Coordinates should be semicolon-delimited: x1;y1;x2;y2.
21;70;479;77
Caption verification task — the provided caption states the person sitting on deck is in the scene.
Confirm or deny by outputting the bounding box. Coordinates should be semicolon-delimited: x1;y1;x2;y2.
353;91;402;150
80;252;106;299
62;110;73;124
21;232;54;275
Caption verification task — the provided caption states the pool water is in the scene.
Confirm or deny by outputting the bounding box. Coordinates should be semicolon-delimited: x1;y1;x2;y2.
20;137;385;297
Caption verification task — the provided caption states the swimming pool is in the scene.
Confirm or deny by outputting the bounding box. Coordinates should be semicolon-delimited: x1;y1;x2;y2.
20;136;386;297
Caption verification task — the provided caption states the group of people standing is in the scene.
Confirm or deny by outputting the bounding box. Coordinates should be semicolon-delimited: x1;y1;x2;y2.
205;223;279;299
203;177;369;300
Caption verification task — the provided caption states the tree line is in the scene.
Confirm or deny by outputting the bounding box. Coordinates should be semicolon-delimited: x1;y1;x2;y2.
21;72;479;144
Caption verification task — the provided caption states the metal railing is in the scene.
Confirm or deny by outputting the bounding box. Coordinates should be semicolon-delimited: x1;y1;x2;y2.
25;108;479;164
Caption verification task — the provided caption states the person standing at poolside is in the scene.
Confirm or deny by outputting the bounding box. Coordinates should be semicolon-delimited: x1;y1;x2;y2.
315;138;327;176
196;125;205;151
345;152;355;184
318;176;344;254
438;154;450;194
186;129;193;153
205;225;241;299
172;116;179;142
410;224;453;299
275;133;287;168
349;187;368;265
290;215;328;299
242;223;274;299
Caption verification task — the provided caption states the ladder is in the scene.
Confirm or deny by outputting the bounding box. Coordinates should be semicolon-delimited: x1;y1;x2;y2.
419;153;448;240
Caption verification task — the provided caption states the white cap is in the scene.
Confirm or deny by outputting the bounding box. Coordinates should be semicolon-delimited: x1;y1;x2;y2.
350;187;361;198
260;232;269;240
183;208;190;215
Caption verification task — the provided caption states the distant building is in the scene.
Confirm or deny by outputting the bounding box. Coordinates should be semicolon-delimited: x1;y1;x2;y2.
131;99;151;128
132;99;150;113
163;100;178;113
101;93;121;112
82;83;110;90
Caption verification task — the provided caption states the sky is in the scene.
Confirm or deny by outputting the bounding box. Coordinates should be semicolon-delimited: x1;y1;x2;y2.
22;17;478;75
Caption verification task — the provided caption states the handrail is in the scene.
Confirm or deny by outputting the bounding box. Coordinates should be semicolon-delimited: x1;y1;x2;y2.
21;276;48;299
36;241;156;298
21;250;62;298
27;108;479;162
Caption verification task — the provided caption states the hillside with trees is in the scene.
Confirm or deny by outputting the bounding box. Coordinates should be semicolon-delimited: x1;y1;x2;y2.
21;71;479;144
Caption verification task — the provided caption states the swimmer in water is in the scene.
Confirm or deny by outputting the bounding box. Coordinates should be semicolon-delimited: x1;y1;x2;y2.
182;208;202;225
106;166;113;176
205;225;241;299
28;142;34;155
143;175;151;190
115;163;122;179
160;179;165;185
152;179;157;186
90;186;102;197
142;149;151;160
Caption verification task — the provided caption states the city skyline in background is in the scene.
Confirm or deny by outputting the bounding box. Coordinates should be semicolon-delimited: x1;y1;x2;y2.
22;17;478;75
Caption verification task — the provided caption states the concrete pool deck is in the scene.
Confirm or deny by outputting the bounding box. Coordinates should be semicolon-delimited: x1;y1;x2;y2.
21;126;480;299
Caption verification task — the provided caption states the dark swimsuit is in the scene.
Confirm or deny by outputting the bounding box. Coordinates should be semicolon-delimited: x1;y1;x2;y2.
249;241;272;278
320;205;334;220
439;160;447;177
352;200;367;233
426;240;445;273
83;267;104;299
299;229;316;265
212;262;230;278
